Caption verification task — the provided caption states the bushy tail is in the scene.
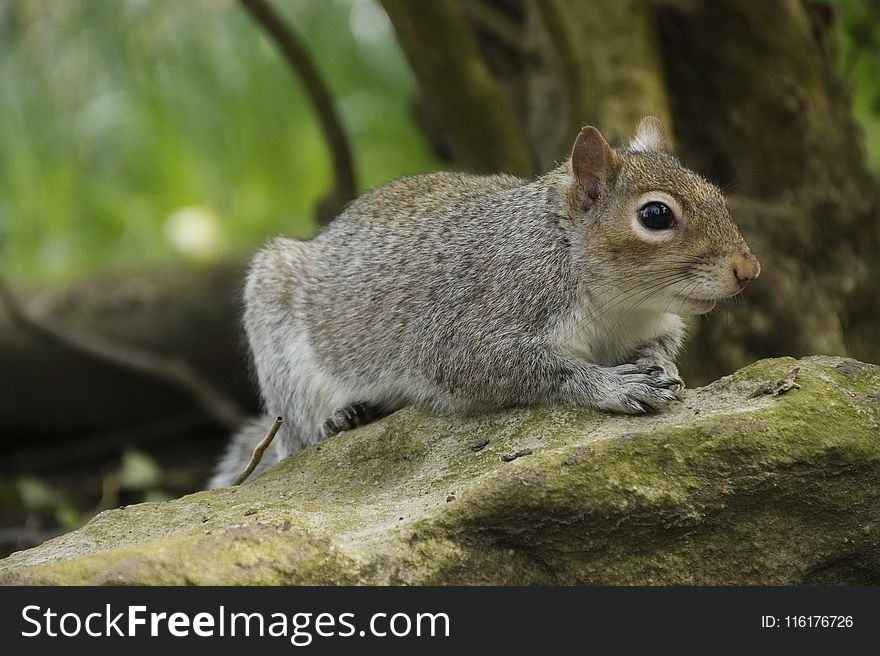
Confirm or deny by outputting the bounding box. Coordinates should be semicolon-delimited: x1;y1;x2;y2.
207;416;278;489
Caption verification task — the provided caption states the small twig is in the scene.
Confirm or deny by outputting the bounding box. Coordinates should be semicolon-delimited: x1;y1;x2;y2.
470;438;490;452
749;367;801;398
238;0;355;223
501;448;533;462
0;280;247;431
233;416;283;486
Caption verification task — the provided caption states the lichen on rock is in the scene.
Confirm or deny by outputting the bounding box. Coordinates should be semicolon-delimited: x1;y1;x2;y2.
2;355;878;585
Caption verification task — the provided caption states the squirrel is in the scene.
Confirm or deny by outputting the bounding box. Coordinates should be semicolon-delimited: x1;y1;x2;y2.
209;116;760;488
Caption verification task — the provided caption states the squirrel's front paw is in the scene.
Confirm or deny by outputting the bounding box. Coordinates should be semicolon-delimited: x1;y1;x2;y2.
636;361;685;399
598;363;684;414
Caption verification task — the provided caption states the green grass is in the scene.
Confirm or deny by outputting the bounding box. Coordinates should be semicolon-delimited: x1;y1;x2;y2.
0;0;440;284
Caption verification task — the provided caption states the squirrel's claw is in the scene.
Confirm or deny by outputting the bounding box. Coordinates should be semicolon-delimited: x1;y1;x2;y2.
598;363;684;414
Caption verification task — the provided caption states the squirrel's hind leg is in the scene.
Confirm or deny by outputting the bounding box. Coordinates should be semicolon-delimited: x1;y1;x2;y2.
321;402;389;438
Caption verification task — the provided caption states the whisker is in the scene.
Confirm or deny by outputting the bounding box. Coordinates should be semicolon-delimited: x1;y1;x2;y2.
551;250;717;348
558;271;695;343
576;271;690;326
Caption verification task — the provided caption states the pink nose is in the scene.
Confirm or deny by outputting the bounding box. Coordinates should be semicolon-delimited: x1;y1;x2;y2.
733;251;760;287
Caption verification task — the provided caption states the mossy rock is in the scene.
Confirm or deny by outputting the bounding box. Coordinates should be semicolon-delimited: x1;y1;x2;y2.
2;356;879;585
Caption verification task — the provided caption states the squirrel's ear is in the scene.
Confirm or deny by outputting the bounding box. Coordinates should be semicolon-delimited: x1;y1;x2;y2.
571;126;621;202
628;116;668;153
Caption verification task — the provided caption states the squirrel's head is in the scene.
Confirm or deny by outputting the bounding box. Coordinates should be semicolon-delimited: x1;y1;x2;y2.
563;116;760;315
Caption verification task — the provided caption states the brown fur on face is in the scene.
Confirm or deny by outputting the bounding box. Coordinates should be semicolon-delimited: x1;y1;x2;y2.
565;117;759;311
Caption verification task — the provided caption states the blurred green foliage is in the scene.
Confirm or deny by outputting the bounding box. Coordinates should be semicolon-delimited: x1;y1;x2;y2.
10;448;172;543
0;1;878;284
0;0;439;283
16;475;80;528
833;0;880;172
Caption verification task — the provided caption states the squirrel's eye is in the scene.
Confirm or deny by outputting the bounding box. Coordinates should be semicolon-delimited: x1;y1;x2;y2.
638;202;675;230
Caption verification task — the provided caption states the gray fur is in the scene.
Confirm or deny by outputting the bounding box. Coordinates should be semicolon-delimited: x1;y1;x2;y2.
208;118;758;488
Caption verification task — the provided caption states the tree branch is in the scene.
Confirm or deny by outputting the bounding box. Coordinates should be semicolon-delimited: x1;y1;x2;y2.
531;0;593;148
532;0;673;148
0;281;247;431
239;0;356;223
461;1;538;58
3;412;211;472
380;0;534;176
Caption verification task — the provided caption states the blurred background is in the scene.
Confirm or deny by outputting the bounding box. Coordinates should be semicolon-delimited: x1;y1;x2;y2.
1;0;878;556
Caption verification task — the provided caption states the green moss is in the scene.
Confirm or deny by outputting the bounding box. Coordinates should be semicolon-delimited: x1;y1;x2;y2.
417;357;880;584
2;356;879;585
710;356;799;389
3;525;359;586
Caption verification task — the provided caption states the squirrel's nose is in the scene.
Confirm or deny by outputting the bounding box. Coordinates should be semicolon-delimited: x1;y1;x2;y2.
733;251;761;287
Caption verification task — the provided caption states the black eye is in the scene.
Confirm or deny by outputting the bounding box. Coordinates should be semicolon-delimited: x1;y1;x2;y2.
638;202;676;230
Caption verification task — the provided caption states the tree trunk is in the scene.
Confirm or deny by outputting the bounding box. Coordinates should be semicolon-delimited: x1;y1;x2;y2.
380;0;534;175
655;0;880;382
386;0;880;384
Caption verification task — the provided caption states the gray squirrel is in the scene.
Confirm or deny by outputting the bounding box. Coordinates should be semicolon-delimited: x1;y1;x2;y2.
209;116;760;488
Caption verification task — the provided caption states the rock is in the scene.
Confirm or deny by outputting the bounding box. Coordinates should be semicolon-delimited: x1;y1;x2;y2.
2;356;879;585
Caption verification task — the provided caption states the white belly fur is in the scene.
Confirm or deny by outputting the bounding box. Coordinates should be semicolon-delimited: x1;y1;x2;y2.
551;295;681;365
